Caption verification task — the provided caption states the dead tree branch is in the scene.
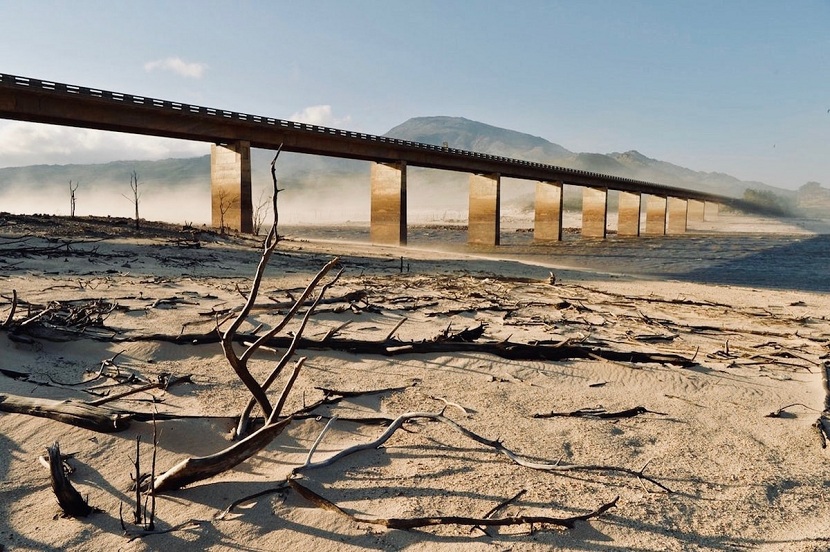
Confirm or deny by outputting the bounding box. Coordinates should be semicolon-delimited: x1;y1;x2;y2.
295;411;672;493
46;442;96;517
288;478;618;531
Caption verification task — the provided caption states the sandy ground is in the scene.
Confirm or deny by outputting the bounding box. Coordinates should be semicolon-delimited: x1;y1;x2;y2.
1;212;830;551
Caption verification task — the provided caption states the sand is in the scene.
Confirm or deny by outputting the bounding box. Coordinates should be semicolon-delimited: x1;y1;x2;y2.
1;212;830;551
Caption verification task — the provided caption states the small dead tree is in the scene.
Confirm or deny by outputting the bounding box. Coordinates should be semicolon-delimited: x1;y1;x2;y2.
122;170;142;230
151;145;343;492
69;180;79;218
217;189;232;235
252;189;271;236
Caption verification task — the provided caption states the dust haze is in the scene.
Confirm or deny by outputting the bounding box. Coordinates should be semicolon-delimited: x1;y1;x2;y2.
0;149;540;228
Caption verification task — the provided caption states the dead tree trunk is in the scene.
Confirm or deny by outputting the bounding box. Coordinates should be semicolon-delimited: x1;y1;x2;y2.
0;393;131;432
47;442;95;517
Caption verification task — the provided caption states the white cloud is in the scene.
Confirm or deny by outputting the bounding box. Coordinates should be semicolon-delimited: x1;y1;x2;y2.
143;57;207;78
0;121;206;167
289;105;351;127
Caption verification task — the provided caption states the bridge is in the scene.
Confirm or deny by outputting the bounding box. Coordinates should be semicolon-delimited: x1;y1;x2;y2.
0;73;732;245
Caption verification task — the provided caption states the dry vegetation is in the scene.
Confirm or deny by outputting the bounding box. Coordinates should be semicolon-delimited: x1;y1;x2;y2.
2;210;830;551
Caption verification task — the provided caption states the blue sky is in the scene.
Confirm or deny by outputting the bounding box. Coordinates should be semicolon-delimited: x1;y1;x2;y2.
0;0;828;190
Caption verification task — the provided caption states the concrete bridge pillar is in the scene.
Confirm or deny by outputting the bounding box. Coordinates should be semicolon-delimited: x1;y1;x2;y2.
704;201;719;220
645;195;667;235
667;197;688;234
468;173;501;245
617;191;642;237
582;186;608;238
687;199;705;222
370;161;407;246
534;180;563;241
211;141;252;233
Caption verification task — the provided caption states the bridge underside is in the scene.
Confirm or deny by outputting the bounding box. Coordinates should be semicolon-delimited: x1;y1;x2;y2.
209;148;720;244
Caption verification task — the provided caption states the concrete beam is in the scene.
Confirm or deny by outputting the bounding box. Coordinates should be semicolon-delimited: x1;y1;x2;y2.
581;186;608;238
534;180;563;241
644;195;667;236
617;191;641;237
667;197;688;234
468;173;501;245
370;161;407;246
688;199;705;222
211;141;252;233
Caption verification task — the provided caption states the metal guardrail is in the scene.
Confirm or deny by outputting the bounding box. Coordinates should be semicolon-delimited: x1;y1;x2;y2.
0;72;723;200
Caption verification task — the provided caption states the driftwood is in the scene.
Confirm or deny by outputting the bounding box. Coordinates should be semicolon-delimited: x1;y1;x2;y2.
115;330;695;367
153;416;293;493
289;478;617;531
533;406;668;419
152;356;303;494
217;408;643;527
294;411;672;492
0;393;131;432
46;442;96;517
218;408;655;532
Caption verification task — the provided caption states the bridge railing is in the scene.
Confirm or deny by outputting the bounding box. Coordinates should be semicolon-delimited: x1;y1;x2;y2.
1;72;722;201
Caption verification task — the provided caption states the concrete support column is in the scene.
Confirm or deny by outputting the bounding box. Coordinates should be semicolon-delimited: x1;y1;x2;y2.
667;197;688;234
534;180;563;241
644;195;667;235
617;191;642;237
581;186;608;238
704;201;719;220
370;161;407;246
468;173;501;245
211;141;252;233
687;199;705;222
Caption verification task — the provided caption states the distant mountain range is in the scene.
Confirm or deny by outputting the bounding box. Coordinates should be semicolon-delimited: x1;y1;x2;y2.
3;115;822;220
385;117;790;199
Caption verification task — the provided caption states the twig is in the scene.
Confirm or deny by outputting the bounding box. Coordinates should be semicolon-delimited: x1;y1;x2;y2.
384;317;407;342
86;374;192;407
765;403;820;418
304;415;339;466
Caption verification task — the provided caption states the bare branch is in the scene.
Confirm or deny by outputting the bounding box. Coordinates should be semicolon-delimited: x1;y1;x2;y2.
289;478;617;531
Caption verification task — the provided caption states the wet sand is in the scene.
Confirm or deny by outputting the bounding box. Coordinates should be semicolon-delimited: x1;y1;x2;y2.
283;212;830;293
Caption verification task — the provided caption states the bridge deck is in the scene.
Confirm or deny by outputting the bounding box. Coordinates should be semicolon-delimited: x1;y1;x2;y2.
0;73;729;205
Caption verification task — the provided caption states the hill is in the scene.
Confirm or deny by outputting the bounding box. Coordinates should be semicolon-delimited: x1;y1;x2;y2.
384;116;790;199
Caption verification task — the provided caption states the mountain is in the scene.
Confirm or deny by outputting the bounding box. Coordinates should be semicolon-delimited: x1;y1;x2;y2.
384;116;793;199
384;116;572;162
0;156;210;192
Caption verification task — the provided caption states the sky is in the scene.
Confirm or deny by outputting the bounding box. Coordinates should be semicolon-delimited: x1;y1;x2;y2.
0;0;828;190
